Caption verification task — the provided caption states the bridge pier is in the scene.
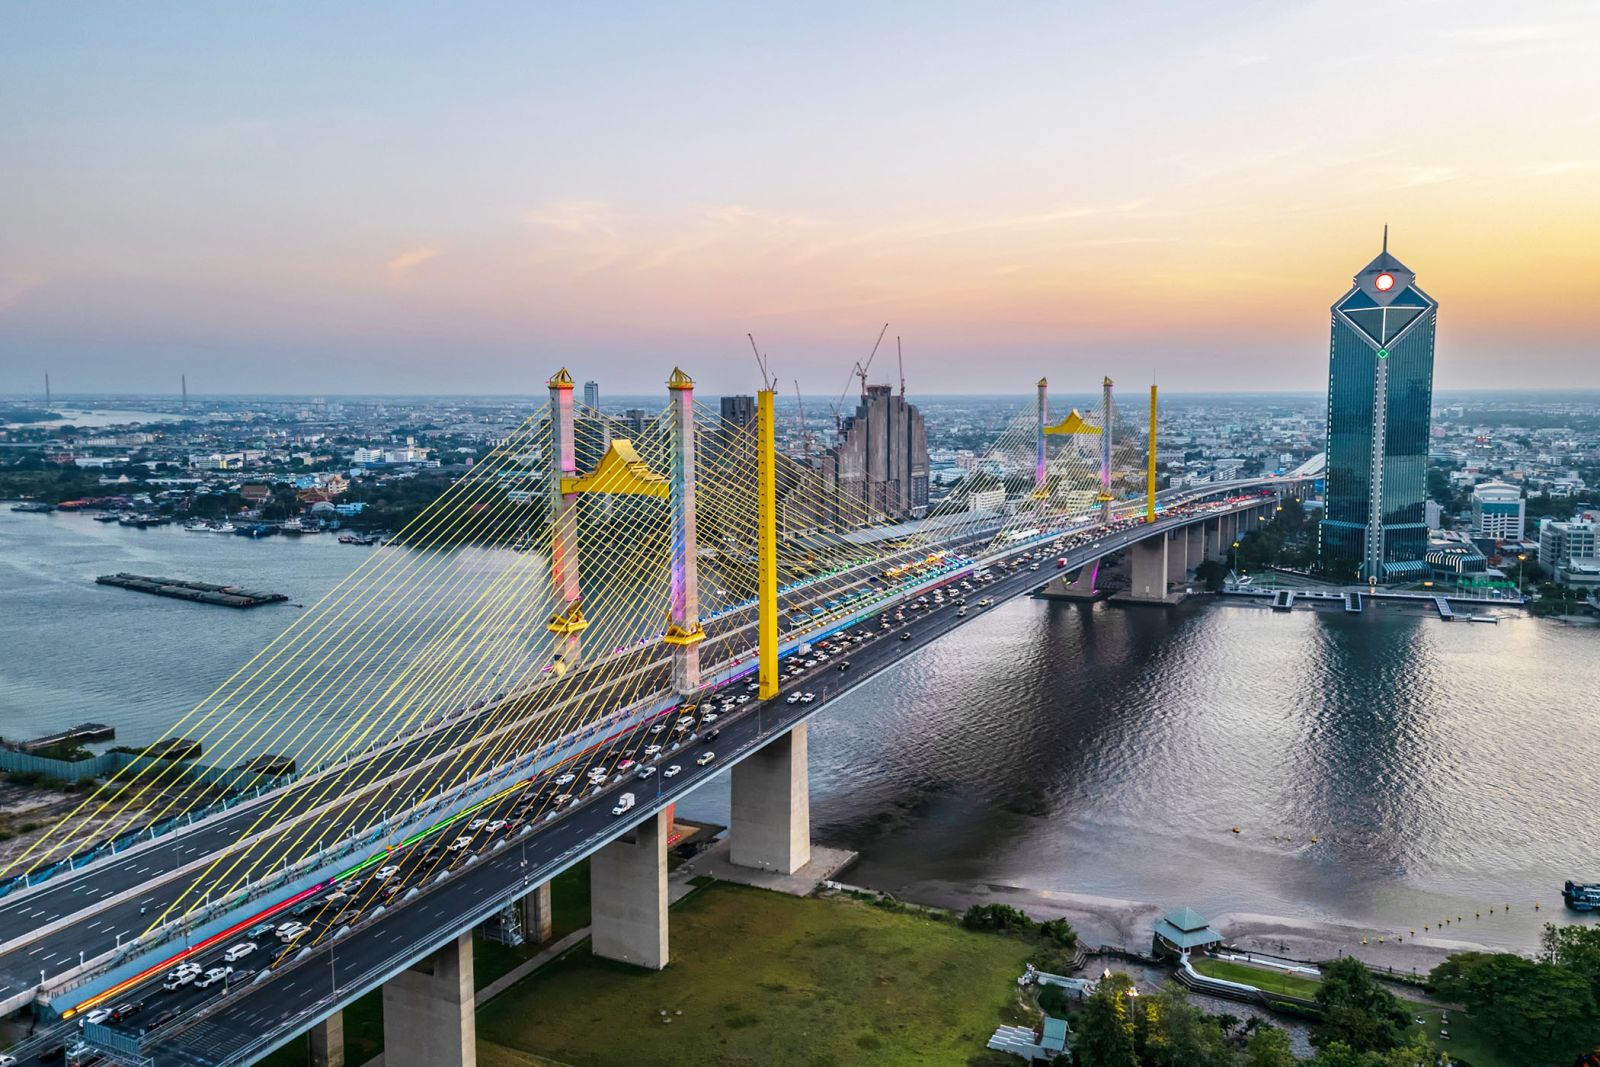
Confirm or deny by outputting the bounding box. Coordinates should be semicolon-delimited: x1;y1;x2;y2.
1185;524;1204;573
1036;561;1104;601
730;724;812;874
1165;529;1188;585
308;1010;344;1067
1119;534;1173;604
1203;517;1222;562
590;810;669;969
382;932;475;1067
520;880;553;945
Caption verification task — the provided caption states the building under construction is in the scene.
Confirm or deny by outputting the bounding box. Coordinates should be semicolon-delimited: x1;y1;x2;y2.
819;384;929;524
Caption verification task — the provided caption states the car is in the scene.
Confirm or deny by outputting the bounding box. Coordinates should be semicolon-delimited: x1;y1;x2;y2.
246;922;275;939
223;941;256;962
161;973;189;991
900;631;911;640
700;712;718;723
649;721;668;734
801;692;816;703
696;751;716;766
663;764;682;778
108;1002;143;1023
83;1008;113;1027
636;765;656;779
785;693;800;704
467;818;489;831
0;1056;15;1067
644;744;663;757
375;865;401;881
226;969;252;986
745;681;759;691
838;661;851;671
704;728;720;741
587;766;609;778
448;836;472;851
616;759;634;770
150;1009;178;1028
554;772;577;785
486;819;507;832
736;694;750;704
276;922;309;942
195;966;232;989
552;793;574;807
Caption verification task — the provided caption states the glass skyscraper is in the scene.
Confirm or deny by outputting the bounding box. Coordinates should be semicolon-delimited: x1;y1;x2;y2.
1318;232;1437;582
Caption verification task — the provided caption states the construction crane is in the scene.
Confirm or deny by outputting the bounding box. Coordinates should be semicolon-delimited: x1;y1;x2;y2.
828;323;890;438
793;380;814;467
747;332;774;391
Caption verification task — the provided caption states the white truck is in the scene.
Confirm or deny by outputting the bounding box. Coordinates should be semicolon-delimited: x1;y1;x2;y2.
611;792;636;816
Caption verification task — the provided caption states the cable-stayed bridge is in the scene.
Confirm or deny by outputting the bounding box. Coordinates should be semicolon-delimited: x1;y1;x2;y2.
0;372;1311;1066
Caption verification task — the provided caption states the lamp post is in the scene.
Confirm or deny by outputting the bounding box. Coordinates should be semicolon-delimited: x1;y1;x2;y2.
1231;540;1241;575
1517;553;1527;596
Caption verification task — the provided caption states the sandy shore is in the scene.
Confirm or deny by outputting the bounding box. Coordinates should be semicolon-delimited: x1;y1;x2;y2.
880;877;1499;976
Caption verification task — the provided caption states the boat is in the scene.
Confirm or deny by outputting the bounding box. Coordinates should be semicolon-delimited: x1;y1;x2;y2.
93;512;121;522
211;521;236;534
10;502;56;513
1469;615;1499;624
1564;881;1600;911
338;532;380;546
183;520;212;532
233;523;276;538
279;519;308;537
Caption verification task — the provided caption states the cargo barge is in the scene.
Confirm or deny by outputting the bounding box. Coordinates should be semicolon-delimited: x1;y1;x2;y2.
95;573;288;608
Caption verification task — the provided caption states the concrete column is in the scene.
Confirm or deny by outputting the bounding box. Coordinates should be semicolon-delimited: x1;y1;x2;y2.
382;933;474;1067
590;810;669;970
1165;529;1187;583
1128;535;1168;599
520;880;553;945
730;724;811;874
308;1010;344;1067
1203;517;1222;562
667;369;702;694
1186;524;1204;572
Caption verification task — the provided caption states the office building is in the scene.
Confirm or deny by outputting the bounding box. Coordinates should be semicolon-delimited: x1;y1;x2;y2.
1318;231;1438;581
582;380;600;411
1539;518;1598;569
718;395;756;434
1470;480;1525;541
820;384;929;523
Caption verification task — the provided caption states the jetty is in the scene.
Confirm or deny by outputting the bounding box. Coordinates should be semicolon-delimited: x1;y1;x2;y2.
16;723;115;753
95;573;288;608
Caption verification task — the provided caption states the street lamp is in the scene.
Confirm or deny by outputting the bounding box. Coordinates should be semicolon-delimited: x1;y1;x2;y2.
1517;553;1527;596
1230;540;1241;574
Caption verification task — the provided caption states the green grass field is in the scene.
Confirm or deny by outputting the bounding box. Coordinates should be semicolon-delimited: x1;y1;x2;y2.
1406;1008;1516;1067
476;882;1037;1067
1188;956;1324;1000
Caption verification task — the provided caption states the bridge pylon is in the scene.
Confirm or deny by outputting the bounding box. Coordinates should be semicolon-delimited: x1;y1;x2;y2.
546;369;584;668
1033;377;1048;499
663;368;704;695
756;387;778;702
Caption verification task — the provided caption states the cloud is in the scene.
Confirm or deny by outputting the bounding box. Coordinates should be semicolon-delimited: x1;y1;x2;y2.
386;246;441;279
522;200;619;238
1440;24;1557;48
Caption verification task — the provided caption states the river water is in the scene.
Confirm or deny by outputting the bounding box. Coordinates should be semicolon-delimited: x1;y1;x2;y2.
2;508;1595;952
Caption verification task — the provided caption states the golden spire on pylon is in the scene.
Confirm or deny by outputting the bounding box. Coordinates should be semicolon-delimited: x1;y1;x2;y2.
667;367;694;391
547;368;574;390
1037;377;1048;389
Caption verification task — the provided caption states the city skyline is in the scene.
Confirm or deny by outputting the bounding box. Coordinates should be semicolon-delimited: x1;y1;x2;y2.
4;2;1599;398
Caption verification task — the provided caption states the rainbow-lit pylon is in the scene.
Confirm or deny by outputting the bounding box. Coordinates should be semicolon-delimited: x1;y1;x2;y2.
661;368;705;694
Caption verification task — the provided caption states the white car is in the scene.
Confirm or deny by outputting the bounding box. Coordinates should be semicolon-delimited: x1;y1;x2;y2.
736;695;750;704
552;793;574;807
650;722;668;734
468;818;489;831
636;766;656;780
448;836;472;851
223;941;256;962
801;692;816;704
84;1007;113;1026
700;712;717;723
195;966;232;988
662;764;682;778
276;922;308;942
554;773;577;785
375;865;401;881
486;819;507;832
696;751;716;766
644;744;663;757
786;693;801;704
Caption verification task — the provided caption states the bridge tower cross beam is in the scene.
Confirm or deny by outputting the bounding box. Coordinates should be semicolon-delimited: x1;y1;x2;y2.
665;368;703;695
546;369;583;667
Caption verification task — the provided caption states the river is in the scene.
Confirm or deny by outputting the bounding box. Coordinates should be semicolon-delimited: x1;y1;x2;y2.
1;507;1595;954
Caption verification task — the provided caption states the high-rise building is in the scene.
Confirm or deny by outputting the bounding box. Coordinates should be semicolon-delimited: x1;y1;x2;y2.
1470;480;1525;541
582;380;600;411
718;395;756;434
1318;231;1438;582
820;385;929;523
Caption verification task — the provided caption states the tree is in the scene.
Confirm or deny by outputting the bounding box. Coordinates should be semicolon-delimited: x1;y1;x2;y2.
1543;922;1600;997
1245;1026;1295;1067
1140;986;1230;1067
1431;949;1600;1059
1311;957;1410;1053
1073;971;1138;1067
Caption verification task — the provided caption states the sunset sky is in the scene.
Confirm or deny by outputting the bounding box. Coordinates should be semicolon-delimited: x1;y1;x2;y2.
3;1;1598;397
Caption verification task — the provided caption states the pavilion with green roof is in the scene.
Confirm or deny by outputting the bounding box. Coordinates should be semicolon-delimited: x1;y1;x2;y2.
1151;906;1224;959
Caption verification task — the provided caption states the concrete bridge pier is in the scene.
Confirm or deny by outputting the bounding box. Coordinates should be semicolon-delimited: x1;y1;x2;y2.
1185;524;1204;572
1126;534;1169;601
1203;517;1223;562
1165;529;1188;585
1036;561;1104;601
590;810;670;969
730;724;811;874
382;933;475;1067
520;880;553;944
308;1011;344;1067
